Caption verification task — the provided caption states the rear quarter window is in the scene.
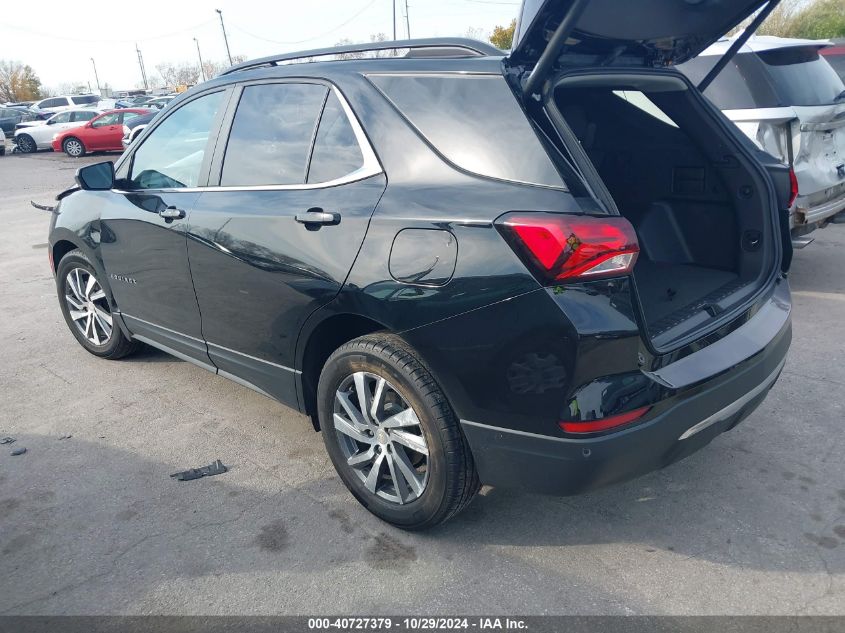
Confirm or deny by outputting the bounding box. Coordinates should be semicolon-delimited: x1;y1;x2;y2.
367;73;564;189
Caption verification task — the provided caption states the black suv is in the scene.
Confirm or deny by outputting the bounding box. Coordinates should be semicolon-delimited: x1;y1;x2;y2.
49;0;793;529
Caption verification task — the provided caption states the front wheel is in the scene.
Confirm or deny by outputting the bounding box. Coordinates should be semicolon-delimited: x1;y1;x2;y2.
63;136;85;157
318;334;480;530
56;249;141;359
16;134;36;153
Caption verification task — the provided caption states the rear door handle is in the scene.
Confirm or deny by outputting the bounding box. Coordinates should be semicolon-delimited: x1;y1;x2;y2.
158;206;186;220
295;209;340;227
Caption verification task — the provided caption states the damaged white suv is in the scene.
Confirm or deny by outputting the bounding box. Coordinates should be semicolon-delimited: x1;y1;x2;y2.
681;36;845;244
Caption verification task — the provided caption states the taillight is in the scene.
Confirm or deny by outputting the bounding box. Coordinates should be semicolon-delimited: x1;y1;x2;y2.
560;406;650;434
788;168;799;208
497;213;639;283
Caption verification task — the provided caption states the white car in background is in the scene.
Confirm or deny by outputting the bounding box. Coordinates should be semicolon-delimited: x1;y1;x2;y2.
14;109;101;153
681;36;845;241
29;94;100;115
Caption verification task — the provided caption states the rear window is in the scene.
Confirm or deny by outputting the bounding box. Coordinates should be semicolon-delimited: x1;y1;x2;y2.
71;95;99;105
368;74;564;189
757;46;844;106
681;48;844;109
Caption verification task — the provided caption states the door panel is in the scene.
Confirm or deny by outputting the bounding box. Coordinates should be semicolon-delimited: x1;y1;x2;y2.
187;176;386;405
99;191;208;361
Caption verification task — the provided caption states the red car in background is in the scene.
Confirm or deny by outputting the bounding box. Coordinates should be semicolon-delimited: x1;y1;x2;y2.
52;109;150;157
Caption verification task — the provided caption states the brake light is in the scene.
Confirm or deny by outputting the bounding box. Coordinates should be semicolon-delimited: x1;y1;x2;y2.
788;168;799;208
560;406;650;434
497;213;639;283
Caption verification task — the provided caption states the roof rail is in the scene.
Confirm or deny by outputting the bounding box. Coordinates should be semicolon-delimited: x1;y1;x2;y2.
220;37;503;76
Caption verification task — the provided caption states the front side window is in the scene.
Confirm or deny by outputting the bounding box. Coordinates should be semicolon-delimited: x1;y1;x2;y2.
92;113;120;128
129;91;224;190
368;74;564;188
51;112;72;124
221;83;328;187
307;91;364;183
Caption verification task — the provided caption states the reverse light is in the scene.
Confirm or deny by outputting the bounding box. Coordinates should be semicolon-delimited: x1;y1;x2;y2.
560;406;650;434
788;168;799;208
497;213;639;283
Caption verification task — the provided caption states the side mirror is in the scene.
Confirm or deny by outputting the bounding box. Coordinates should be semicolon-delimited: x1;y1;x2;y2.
76;161;115;190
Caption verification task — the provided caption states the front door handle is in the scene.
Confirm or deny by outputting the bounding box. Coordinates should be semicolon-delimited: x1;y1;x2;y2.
158;206;186;220
295;208;340;227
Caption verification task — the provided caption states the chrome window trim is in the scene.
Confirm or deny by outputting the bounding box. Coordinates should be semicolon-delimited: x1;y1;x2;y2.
114;85;382;195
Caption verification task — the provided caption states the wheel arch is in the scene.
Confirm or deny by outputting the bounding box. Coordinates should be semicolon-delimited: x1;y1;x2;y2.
297;311;389;430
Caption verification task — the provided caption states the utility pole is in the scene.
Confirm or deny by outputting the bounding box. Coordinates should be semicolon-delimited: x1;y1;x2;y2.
135;44;149;90
194;38;206;82
216;9;233;66
90;58;101;92
392;0;396;40
404;0;410;39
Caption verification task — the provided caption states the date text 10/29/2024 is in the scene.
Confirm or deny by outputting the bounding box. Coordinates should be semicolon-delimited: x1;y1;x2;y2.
307;618;528;630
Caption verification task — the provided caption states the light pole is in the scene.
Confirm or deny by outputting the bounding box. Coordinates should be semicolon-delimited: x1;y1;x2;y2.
135;44;149;90
216;9;233;66
404;0;410;39
90;58;101;92
194;37;206;82
392;0;396;41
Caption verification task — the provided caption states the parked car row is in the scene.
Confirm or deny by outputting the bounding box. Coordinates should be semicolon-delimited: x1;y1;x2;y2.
2;90;177;157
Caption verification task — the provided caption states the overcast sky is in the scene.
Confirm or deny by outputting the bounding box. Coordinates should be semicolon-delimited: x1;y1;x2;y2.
0;0;521;92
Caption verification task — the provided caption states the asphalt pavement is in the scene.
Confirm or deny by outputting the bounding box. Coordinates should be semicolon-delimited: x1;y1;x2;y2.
0;150;843;615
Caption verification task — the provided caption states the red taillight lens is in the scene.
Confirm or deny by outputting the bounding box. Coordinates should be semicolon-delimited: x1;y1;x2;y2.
560;406;650;434
498;213;639;283
788;168;799;208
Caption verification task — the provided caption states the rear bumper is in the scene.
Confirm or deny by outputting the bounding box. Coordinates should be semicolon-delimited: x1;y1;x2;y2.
794;189;845;228
461;281;792;496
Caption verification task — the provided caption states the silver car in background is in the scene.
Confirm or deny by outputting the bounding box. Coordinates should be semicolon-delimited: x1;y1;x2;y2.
681;36;845;241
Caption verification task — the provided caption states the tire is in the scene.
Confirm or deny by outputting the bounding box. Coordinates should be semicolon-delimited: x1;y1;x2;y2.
62;136;85;157
16;134;36;153
55;249;141;359
318;333;480;530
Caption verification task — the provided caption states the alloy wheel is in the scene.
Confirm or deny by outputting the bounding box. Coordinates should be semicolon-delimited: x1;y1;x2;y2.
64;138;83;157
333;371;429;505
17;135;35;153
64;267;113;345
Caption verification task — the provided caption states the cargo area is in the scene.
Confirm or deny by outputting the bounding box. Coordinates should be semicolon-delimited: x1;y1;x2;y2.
551;76;777;349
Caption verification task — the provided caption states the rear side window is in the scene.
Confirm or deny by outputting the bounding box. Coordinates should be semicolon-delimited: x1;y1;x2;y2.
368;74;564;189
307;91;364;184
221;83;328;186
71;110;97;122
40;98;66;109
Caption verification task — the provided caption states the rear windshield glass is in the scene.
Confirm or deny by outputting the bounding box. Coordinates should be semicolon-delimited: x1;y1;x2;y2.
681;48;844;109
757;46;844;106
71;95;99;105
368;74;564;189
